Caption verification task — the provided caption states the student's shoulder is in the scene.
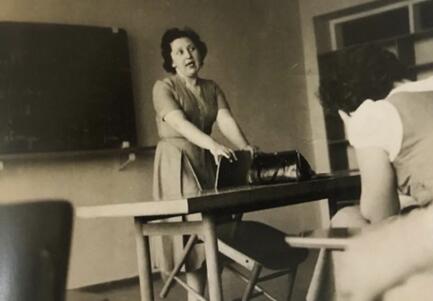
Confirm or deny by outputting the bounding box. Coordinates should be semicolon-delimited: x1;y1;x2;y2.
347;100;393;136
351;100;394;125
386;91;412;103
386;90;433;107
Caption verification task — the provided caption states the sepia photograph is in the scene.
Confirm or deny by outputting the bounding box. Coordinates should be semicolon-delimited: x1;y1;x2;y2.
0;1;432;301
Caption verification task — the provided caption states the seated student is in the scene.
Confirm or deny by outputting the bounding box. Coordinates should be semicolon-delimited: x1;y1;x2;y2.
308;44;433;300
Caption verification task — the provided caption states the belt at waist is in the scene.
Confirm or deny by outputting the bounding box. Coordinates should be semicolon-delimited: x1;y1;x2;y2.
157;137;200;153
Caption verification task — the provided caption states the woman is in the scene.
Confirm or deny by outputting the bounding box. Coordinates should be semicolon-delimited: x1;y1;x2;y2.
152;27;254;300
309;44;433;300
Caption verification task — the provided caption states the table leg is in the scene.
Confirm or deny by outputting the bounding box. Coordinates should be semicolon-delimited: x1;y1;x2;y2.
202;214;224;301
134;218;154;301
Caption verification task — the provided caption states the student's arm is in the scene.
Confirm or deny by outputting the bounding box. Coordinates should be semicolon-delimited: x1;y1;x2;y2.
164;110;235;163
339;205;433;301
356;147;400;223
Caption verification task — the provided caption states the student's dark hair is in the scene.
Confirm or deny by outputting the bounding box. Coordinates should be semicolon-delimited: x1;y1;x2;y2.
160;27;208;74
319;44;411;114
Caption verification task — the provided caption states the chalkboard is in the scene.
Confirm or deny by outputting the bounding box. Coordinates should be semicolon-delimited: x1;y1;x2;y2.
0;22;137;154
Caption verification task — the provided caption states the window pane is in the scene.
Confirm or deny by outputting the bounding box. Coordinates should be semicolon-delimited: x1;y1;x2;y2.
337;8;409;48
415;1;433;31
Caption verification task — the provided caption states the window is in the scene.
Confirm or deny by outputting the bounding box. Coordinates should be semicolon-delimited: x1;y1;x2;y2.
335;8;410;48
414;0;433;31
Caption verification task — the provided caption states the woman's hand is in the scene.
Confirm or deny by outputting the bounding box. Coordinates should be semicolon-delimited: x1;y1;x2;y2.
209;141;237;164
242;145;259;156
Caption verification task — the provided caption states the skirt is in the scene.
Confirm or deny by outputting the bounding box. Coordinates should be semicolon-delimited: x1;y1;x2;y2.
151;138;216;273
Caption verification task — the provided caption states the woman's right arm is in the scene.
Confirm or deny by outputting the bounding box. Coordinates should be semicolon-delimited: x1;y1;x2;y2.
164;110;235;163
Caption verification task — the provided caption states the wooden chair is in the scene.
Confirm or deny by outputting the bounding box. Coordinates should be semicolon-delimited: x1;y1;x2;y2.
0;200;73;301
217;221;308;301
215;151;309;301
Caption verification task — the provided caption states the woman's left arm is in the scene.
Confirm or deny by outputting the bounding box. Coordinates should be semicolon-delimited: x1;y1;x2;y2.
216;108;251;150
215;84;254;152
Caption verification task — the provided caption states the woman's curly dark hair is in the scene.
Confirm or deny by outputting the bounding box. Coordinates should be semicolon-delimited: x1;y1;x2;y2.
319;44;411;114
160;27;208;74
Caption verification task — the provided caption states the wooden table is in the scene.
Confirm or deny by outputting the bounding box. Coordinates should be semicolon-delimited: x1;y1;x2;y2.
76;171;360;301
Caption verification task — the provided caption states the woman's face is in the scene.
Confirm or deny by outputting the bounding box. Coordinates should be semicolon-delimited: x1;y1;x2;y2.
170;37;201;78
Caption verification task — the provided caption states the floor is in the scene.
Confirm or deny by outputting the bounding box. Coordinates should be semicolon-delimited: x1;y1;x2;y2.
66;250;318;301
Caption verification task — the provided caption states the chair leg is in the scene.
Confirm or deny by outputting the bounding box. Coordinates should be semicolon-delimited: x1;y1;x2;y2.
159;234;198;298
286;266;298;301
241;263;262;301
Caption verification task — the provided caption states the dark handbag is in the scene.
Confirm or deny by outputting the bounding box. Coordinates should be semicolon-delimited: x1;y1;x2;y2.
248;150;315;185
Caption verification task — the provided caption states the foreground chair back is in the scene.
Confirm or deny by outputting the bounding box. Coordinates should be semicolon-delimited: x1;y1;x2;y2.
0;200;73;301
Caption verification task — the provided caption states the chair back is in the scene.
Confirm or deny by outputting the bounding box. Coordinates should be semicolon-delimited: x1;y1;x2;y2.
0;200;73;301
215;150;253;189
